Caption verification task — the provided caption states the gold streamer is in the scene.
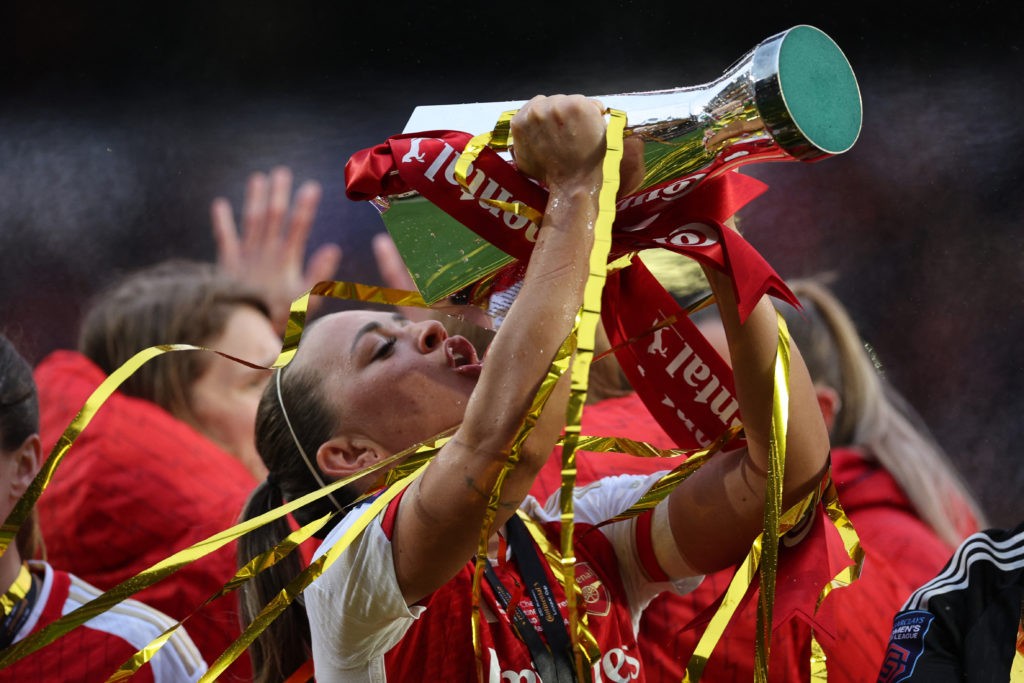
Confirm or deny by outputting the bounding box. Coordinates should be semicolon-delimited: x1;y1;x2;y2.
279;280;428;365
809;632;828;683
684;538;761;682
199;463;429;681
0;564;32;616
816;477;863;607
106;512;336;681
453;110;544;226
601;425;743;524
753;311;792;682
0;343;195;557
555;108;627;681
574;435;683;460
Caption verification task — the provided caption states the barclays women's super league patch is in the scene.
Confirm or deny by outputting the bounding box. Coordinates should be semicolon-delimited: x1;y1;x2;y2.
877;610;935;683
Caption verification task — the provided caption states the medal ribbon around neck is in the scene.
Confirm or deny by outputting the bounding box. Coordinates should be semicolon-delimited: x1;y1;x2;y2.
0;564;32;618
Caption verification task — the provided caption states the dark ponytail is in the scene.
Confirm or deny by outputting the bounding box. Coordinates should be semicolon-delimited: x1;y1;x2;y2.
237;363;358;682
237;480;313;683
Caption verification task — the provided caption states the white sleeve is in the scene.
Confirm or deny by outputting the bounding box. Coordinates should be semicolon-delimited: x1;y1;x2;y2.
305;505;427;671
527;474;703;629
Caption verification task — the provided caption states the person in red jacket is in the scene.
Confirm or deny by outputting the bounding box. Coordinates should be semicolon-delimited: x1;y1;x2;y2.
0;333;207;682
33;261;279;682
636;275;986;682
33;166;342;680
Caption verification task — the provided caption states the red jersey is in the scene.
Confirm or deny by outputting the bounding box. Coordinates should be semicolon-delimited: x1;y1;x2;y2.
307;473;699;682
0;561;206;682
33;351;257;681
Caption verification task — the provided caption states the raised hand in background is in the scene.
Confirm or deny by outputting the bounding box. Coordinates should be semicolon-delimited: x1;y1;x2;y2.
211;165;343;333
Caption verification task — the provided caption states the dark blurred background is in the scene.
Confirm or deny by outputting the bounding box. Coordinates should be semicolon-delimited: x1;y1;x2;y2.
2;1;1022;526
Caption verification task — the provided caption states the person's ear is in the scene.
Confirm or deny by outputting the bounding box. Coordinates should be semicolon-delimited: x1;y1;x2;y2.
815;386;842;435
315;435;388;482
10;434;43;499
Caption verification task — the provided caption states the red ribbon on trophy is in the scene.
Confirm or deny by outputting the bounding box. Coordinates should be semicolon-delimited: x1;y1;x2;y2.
345;130;798;449
346;130;796;319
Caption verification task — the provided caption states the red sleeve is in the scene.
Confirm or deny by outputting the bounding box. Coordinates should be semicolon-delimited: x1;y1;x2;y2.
634;509;672;582
380;488;408;540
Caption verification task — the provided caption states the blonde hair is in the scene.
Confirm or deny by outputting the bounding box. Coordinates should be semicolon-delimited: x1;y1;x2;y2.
781;276;987;547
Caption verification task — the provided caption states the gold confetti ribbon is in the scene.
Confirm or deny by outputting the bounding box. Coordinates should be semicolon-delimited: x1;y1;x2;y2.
754;309;792;683
553;107;627;681
816;477;863;607
0;343;196;557
199;463;429;681
105;511;336;681
809;632;828;683
591;425;743;525
454;110;544;226
0;564;32;616
684;535;760;682
805;473;864;683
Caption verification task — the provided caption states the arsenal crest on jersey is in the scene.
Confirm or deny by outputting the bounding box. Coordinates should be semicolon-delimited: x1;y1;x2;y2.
575;562;611;617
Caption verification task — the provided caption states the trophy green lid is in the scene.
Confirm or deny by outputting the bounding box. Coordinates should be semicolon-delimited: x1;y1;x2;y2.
776;25;862;155
753;25;862;159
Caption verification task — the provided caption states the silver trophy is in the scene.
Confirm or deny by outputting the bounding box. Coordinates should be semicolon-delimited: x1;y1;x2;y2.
403;24;861;194
385;24;862;304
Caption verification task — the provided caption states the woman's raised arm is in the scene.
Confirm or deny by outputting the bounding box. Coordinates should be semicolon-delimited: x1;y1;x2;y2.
393;95;609;604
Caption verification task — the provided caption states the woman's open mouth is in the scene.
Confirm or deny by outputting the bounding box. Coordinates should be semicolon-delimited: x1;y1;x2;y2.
445;336;482;379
